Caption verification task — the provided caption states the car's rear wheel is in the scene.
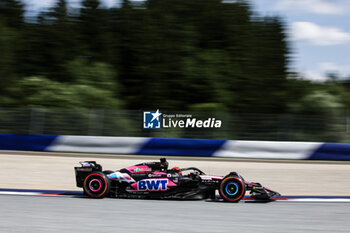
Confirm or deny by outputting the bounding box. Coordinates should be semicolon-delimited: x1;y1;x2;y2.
83;172;110;198
219;176;245;202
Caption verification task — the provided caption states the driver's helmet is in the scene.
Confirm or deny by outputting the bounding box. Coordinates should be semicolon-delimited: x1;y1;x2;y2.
171;166;181;173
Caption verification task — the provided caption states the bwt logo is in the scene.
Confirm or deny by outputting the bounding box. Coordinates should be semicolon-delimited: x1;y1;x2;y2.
138;179;168;191
143;109;162;129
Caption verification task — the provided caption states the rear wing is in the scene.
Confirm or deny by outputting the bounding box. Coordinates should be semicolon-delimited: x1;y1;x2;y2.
74;161;102;187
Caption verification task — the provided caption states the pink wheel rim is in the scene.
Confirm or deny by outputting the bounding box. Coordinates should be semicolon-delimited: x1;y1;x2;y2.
89;179;102;192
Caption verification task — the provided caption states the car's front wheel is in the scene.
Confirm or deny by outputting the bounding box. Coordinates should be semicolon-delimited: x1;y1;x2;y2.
219;176;245;202
83;172;110;198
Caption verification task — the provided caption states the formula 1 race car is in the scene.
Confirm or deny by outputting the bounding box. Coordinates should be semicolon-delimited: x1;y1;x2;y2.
74;158;280;202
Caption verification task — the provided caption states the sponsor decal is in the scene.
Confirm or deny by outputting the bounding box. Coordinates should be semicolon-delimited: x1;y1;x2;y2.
78;168;92;172
107;172;135;183
81;162;92;167
200;175;221;183
148;174;162;178
137;179;168;191
132;167;151;173
143;110;222;129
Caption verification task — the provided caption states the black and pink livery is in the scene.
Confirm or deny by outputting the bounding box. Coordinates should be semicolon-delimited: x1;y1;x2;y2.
74;158;280;202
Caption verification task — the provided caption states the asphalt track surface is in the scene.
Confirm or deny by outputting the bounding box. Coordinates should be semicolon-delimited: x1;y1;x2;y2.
1;151;350;195
1;151;350;232
1;194;350;233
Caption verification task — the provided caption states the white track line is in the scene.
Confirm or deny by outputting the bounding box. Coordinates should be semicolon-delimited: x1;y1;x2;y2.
287;198;350;202
1;191;350;202
0;191;42;196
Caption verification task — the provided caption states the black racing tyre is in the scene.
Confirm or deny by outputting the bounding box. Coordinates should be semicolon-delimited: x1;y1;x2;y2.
83;172;110;198
219;176;245;202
